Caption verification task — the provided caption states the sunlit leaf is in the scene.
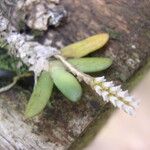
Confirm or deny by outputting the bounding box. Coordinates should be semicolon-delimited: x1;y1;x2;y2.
50;65;82;102
25;71;53;118
61;33;109;58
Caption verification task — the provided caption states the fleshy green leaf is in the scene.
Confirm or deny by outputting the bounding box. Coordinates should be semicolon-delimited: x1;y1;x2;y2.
68;57;112;73
50;57;112;73
61;33;109;58
50;65;82;102
25;71;53;118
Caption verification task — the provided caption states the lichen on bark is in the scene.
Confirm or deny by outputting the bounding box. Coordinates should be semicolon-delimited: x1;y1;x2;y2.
0;0;67;31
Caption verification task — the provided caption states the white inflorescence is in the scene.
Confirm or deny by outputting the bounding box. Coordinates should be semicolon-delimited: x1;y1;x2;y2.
92;76;139;115
6;32;60;77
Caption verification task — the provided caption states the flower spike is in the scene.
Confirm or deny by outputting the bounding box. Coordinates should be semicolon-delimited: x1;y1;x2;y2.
56;55;139;115
92;76;139;115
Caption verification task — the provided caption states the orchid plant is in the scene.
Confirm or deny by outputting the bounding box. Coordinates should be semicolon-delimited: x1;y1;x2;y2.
0;32;139;118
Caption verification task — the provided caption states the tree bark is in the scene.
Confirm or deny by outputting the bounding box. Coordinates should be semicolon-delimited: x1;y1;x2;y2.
0;0;150;150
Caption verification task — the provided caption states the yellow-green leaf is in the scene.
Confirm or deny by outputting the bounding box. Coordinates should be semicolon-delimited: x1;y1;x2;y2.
68;57;112;73
25;71;53;118
61;33;109;58
50;66;82;102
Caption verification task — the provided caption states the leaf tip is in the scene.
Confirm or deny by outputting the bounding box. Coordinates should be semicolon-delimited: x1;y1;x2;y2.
97;33;109;45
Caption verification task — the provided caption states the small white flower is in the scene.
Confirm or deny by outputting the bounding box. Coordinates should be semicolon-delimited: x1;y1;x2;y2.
116;100;124;109
130;100;139;109
122;105;134;115
95;85;102;95
103;81;114;88
95;76;106;82
118;90;129;97
109;96;118;107
110;85;122;93
101;91;109;102
125;96;133;102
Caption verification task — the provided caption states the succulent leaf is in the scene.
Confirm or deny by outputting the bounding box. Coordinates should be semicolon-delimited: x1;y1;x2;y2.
61;33;109;58
25;71;53;118
68;57;112;73
50;57;112;73
50;65;82;102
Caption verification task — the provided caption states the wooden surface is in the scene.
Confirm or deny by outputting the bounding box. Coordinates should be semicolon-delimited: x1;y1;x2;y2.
0;0;150;150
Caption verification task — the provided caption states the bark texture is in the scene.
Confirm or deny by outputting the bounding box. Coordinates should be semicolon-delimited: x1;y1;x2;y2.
0;0;150;150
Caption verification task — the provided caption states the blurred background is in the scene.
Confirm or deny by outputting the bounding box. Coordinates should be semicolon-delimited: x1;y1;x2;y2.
85;71;150;150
